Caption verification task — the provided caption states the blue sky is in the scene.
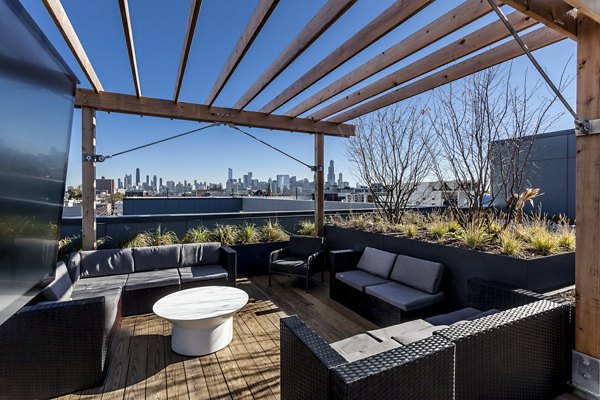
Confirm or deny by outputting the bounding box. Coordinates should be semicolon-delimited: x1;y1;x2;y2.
21;0;577;187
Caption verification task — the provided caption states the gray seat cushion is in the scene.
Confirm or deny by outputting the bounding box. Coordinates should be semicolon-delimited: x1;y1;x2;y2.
133;245;181;272
367;319;433;341
71;286;122;336
124;269;180;291
75;274;129;291
392;325;448;345
365;281;444;312
288;235;324;258
331;333;402;363
42;261;73;301
80;248;135;278
335;270;390;292
425;307;482;326
356;247;397;279
270;256;308;275
180;242;221;267
390;254;444;294
179;264;228;283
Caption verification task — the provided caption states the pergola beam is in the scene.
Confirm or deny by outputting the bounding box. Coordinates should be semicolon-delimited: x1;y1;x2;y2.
205;0;279;106
259;0;434;115
233;0;357;110
565;0;600;24
42;0;103;92
328;26;565;123
310;11;537;121
502;0;578;40
285;0;499;118
173;0;203;102
118;0;141;98
75;89;355;137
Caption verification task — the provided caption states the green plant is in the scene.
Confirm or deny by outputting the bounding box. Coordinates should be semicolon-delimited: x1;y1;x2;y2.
296;220;315;236
182;226;212;243
237;223;260;244
260;221;289;242
153;225;179;246
556;226;575;251
403;224;418;238
211;224;238;246
429;221;448;239
446;219;461;234
462;223;488;249
498;229;523;256
527;227;558;255
96;235;112;249
123;231;154;248
58;234;81;258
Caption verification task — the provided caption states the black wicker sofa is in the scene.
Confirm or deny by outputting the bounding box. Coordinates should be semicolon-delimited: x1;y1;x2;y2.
0;242;236;400
281;280;573;400
330;247;445;326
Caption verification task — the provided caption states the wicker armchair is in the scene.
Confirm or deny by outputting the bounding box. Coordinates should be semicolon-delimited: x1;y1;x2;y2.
269;235;325;292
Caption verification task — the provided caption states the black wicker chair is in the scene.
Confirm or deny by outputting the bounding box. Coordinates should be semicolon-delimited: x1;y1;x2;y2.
269;235;326;293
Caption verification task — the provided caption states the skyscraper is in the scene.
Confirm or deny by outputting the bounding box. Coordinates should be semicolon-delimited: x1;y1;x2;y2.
338;172;343;187
228;168;233;182
152;175;157;191
327;160;335;186
135;168;140;187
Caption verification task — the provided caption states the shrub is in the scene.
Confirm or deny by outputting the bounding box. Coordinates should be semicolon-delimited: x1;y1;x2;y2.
556;226;575;251
260;221;289;242
123;231;154;248
153;225;178;246
182;226;211;243
526;226;558;255
237;223;260;244
446;219;461;234
297;220;315;236
428;221;448;239
211;224;238;246
403;224;418;238
58;234;81;258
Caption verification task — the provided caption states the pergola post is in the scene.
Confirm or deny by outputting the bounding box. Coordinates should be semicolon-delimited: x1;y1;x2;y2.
81;107;97;250
573;16;600;399
314;132;324;237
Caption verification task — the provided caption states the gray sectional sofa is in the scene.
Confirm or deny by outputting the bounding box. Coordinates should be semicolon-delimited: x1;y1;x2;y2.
330;247;445;326
0;242;236;400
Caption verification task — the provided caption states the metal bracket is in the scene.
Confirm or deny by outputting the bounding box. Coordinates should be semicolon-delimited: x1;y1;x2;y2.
310;165;324;172
83;154;109;162
573;350;600;399
576;118;600;136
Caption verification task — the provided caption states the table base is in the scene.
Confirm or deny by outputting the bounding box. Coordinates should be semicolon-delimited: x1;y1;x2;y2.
171;318;233;356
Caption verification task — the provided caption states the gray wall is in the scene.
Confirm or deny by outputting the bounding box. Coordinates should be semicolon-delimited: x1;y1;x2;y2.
492;129;575;219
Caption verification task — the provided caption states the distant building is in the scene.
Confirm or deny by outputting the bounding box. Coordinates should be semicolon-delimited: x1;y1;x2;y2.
96;176;115;195
135;168;140;187
327;160;336;187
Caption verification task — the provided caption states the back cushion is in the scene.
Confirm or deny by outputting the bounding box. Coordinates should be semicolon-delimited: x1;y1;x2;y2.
288;236;324;258
390;254;443;294
356;247;397;279
67;251;81;283
80;248;135;278
42;261;73;301
133;244;181;272
180;242;221;267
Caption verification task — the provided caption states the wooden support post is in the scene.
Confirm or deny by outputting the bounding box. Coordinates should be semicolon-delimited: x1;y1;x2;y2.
314;133;325;237
574;16;600;397
81;107;97;250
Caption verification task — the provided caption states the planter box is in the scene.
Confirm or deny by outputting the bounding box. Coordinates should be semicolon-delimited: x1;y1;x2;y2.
325;225;575;309
231;241;288;277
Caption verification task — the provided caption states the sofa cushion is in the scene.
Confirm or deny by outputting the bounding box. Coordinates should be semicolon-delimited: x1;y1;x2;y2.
80;248;135;278
392;325;448;345
356;247;397;279
71;286;122;336
331;333;402;363
133;245;181;272
67;252;81;283
367;319;433;341
179;265;228;283
390;254;443;294
425;307;482;326
180;242;221;267
365;281;444;312
124;269;180;291
75;274;129;291
288;236;324;258
42;261;73;301
270;257;308;275
335;270;390;292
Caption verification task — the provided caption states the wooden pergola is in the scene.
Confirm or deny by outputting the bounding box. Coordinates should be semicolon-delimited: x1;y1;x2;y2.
42;0;600;392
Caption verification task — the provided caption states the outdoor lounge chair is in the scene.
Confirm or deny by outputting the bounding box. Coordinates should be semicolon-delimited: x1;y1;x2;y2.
269;235;326;292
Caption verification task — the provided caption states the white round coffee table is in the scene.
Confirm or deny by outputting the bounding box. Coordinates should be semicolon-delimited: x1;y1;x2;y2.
153;286;249;356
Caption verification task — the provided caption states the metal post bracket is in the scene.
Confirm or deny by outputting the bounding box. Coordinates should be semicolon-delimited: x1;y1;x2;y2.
576;118;600;136
573;350;600;399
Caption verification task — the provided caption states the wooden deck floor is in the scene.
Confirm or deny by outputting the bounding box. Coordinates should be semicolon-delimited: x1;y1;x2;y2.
57;273;376;400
